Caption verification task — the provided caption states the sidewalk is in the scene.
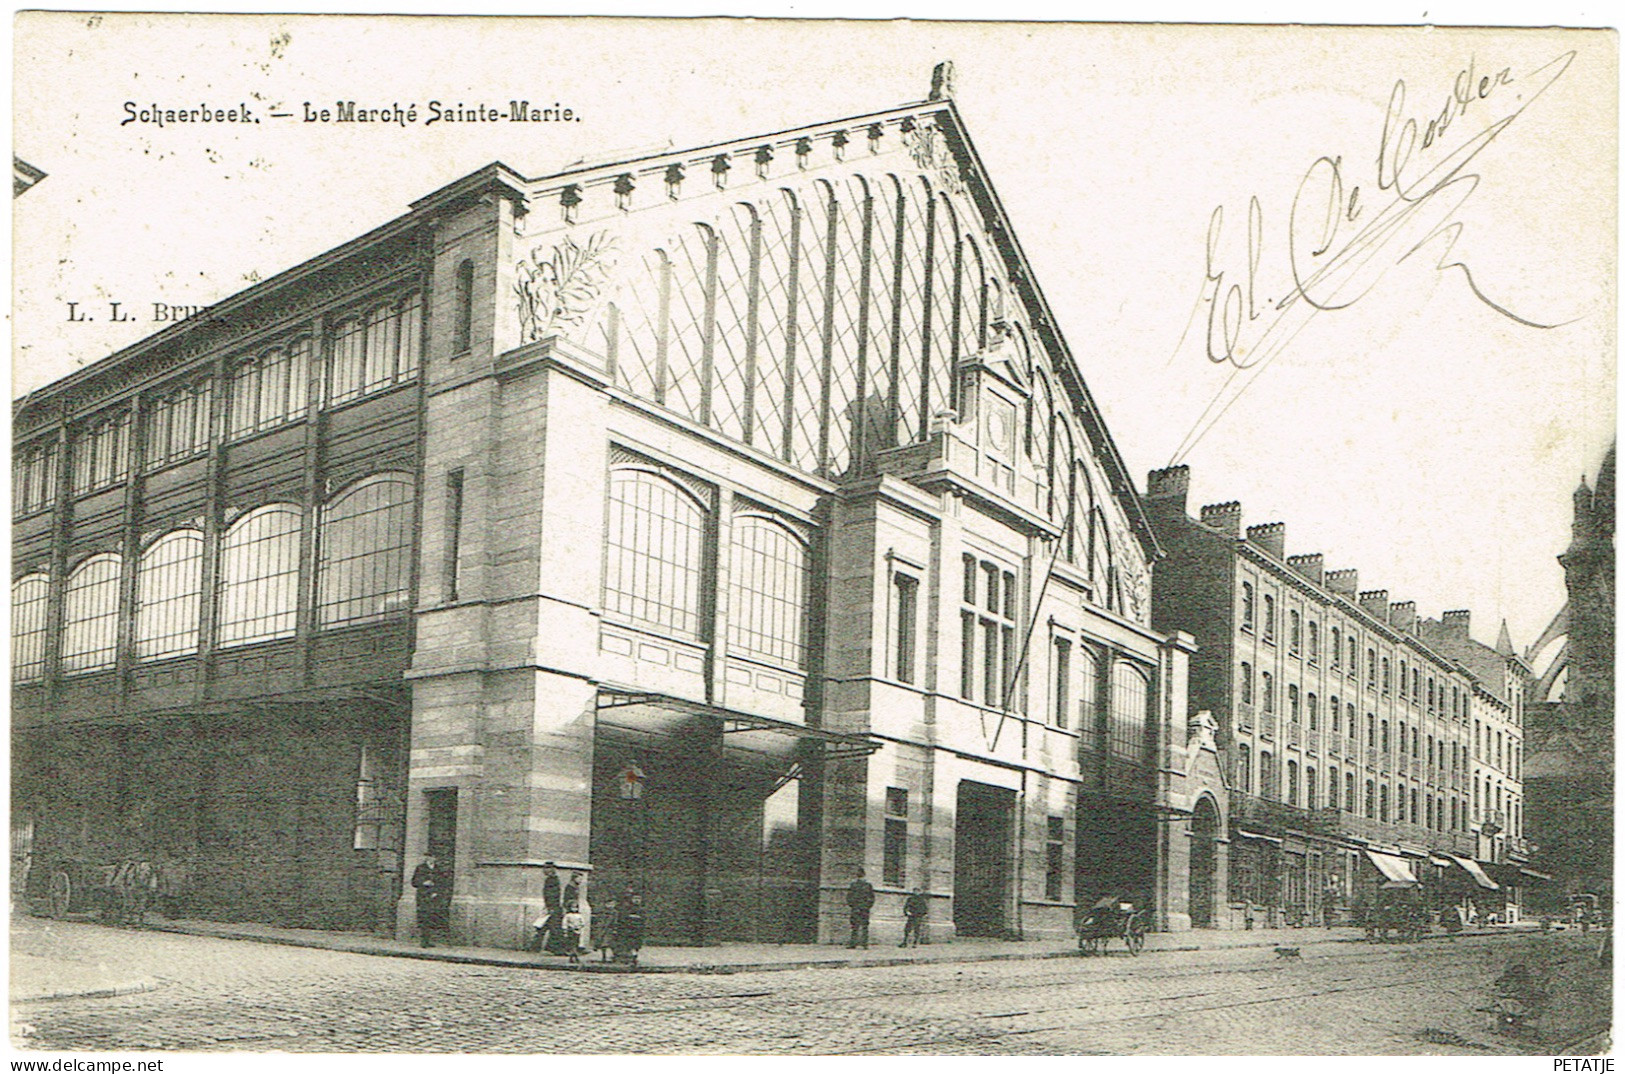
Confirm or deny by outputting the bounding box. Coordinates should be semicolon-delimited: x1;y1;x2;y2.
10;952;159;1003
134;915;1531;976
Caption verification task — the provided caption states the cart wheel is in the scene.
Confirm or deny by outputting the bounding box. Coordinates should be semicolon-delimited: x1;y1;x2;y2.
1126;923;1146;956
47;870;72;919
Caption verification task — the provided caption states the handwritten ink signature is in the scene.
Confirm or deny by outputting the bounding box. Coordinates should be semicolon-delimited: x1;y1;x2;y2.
1200;51;1577;372
1166;52;1580;463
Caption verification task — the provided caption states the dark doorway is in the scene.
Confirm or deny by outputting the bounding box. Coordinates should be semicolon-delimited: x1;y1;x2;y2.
425;788;458;875
1189;796;1220;927
954;781;1015;937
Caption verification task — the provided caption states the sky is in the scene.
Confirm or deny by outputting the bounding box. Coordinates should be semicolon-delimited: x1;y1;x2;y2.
10;16;1616;656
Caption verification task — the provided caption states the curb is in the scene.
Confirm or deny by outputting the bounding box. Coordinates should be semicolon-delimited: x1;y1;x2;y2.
130;919;1534;976
13;975;161;1004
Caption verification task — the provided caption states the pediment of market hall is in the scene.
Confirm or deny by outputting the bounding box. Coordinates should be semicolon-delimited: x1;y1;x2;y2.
502;102;1155;625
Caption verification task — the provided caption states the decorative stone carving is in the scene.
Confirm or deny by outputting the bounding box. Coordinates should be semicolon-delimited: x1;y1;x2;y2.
514;230;619;344
900;116;966;196
1130;567;1151;623
1187;709;1220;754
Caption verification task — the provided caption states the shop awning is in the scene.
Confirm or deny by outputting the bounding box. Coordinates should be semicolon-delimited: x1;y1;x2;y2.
596;686;882;759
1447;854;1500;891
1235;828;1283;845
1366;849;1418;885
1429;855;1454;868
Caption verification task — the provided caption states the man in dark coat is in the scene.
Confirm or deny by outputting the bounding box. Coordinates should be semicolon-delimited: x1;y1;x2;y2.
530;862;564;953
411;855;451;947
846;871;875;949
900;887;929;947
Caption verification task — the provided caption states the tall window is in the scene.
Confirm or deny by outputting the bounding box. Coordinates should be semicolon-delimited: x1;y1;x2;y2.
1345;771;1354;812
960;556;1016;709
1399;659;1409;698
11;573;51;681
13;439;60;517
1365;779;1376;818
328;293;423;405
1366;648;1377;688
883;787;908;887
1289;684;1300;723
1045;816;1066;901
230;340;310;438
218;504;303;647
1348;637;1358;675
1307;620;1319;664
1240;581;1254;631
892;573;918;685
1380;784;1390;823
1330;695;1340;733
443;469;465;603
1381;656;1391;694
70;412;131;496
1328;765;1340;810
1259;750;1276;798
135;529;204;660
1239;661;1253;704
61;553;122;672
1110;661;1152;763
1330;626;1341;667
1307;693;1318;730
452;259;475;355
1236;743;1251;792
1261;671;1274;713
1262;594;1276;642
318;474;416;627
604;468;707;639
1287;759;1299;805
1052;637;1071;729
727;514;809;667
1289;610;1301;654
1077;648;1099;753
145;378;213;469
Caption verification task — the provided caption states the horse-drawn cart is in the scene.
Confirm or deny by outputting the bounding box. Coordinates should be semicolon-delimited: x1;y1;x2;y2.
1076;895;1148;956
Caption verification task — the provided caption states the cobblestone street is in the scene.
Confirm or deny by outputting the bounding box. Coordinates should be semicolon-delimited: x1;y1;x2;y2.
10;917;1610;1055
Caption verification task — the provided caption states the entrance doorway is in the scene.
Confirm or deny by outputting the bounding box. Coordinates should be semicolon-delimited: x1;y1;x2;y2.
1189;796;1220;927
954;781;1015;937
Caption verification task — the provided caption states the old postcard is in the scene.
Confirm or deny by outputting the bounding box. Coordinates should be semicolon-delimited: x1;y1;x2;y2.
8;13;1616;1059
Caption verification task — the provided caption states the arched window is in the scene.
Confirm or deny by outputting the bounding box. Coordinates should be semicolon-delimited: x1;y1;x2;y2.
1348;636;1358;673
1345;772;1355;813
1240;581;1254;631
1289;610;1301;654
318;474;416;626
1259;750;1276;798
1236;742;1251;792
328;293;423;405
1381;656;1390;693
218;504;303;646
1366;648;1376;687
1399;659;1408;698
1330;626;1341;667
604;467;707;638
1239;661;1253;704
1288;684;1300;723
145;378;213;470
452;259;474;355
1109;661;1152;763
1262;594;1276;642
136;529;204;660
1261;671;1274;713
1363;779;1374;818
1077;647;1100;752
1286;759;1299;805
61;553;122;672
1379;783;1390;822
71;412;131;496
1330;695;1340;733
1307;620;1319;663
727;514;809;667
11;572;51;681
230;340;310;439
1306;765;1317;809
1307;692;1318;730
1328;765;1340;810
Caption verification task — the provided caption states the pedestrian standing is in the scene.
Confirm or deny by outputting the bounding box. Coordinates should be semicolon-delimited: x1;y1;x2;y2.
900;887;929;947
530;862;564;953
411;854;451;948
846;871;875;949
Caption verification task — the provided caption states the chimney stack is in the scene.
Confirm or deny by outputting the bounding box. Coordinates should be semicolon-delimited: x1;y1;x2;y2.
1441;609;1471;639
1199;501;1241;536
1287;553;1324;586
1359;590;1391;622
1325;569;1359;598
1246;522;1286;560
1145;465;1191;514
1389;601;1417;633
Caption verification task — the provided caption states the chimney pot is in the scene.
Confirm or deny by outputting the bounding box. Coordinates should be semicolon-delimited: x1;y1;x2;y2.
1358;589;1391;621
1325;569;1359;597
1287;553;1325;586
1245;522;1286;560
1199;501;1242;537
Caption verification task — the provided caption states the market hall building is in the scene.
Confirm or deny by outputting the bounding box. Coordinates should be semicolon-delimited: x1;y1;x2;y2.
11;70;1222;949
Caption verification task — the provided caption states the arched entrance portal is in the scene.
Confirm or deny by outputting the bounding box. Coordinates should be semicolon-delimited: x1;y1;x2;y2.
1189;796;1221;928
